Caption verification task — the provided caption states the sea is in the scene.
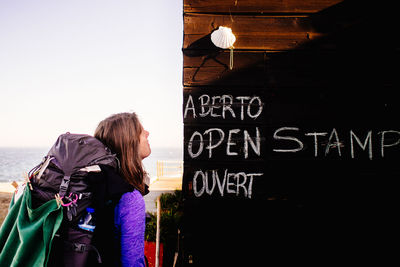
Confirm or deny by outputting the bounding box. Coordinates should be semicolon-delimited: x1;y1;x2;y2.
0;146;183;183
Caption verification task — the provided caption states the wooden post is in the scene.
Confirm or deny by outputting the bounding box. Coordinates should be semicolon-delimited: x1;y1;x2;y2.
157;160;160;179
155;196;161;267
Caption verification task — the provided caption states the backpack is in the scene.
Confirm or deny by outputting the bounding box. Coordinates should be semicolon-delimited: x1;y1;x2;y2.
29;132;119;266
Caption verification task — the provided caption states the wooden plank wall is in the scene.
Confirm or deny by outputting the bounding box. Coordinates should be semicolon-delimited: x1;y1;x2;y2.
182;1;399;265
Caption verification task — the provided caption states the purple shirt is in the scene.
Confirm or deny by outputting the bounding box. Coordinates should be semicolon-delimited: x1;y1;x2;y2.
114;190;146;267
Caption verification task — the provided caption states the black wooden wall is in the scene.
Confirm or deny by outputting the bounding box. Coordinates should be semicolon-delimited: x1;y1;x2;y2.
182;1;399;265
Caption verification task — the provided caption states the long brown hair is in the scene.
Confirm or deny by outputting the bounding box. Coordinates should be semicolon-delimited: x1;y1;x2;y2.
94;112;145;194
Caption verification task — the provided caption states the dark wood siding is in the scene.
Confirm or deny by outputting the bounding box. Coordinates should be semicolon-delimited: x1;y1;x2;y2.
184;0;343;14
182;1;399;265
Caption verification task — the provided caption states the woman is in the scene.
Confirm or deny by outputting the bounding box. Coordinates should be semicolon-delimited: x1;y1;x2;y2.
93;112;151;266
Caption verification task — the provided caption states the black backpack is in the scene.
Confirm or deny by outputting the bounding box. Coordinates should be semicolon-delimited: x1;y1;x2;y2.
29;133;118;266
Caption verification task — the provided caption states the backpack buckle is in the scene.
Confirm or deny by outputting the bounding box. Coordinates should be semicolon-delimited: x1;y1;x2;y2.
73;243;86;253
59;176;70;197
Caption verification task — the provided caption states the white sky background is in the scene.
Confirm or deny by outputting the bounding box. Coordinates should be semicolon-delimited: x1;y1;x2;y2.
0;0;183;148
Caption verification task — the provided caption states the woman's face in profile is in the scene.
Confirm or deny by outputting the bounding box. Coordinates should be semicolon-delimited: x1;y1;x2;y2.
138;126;151;160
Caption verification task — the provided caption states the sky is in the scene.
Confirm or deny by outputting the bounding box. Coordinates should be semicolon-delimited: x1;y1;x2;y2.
0;0;183;148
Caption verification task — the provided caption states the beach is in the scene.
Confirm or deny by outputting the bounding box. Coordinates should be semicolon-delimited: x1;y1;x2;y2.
0;183;13;225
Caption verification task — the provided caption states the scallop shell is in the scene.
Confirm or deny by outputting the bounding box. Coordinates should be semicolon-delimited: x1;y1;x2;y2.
211;26;236;49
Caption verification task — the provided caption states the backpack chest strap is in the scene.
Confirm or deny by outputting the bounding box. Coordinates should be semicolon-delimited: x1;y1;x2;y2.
59;175;71;197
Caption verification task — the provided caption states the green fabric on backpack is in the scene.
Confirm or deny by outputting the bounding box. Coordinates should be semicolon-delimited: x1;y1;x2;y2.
0;185;63;267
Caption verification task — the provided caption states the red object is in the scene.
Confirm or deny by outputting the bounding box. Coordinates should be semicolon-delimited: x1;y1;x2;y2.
144;241;163;267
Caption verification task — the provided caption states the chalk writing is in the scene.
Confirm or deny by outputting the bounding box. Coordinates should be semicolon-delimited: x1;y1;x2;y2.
184;91;399;200
350;130;372;160
186;127;400;160
379;130;400;157
184;94;264;120
272;127;304;153
188;127;261;159
192;169;263;199
273;127;400;159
